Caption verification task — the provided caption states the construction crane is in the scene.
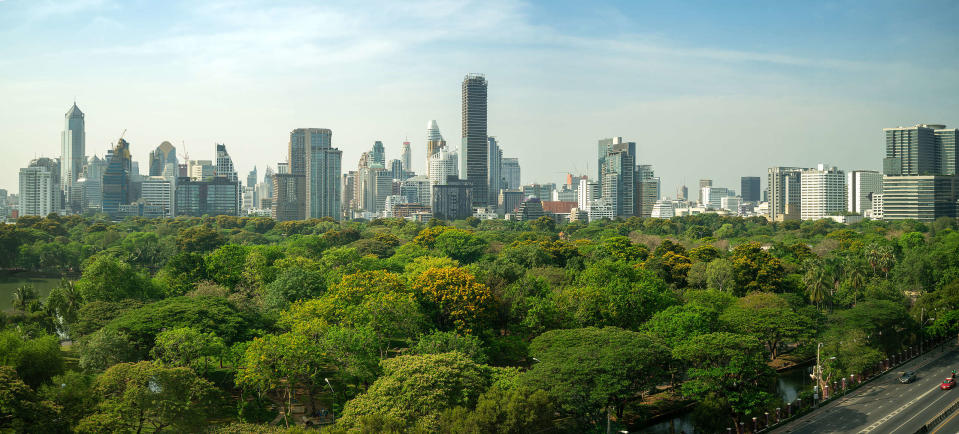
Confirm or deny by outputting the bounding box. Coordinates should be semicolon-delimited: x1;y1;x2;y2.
118;129;127;141
181;140;189;161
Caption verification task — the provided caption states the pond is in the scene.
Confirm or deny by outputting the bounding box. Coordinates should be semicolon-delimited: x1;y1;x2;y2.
640;364;814;433
0;276;64;312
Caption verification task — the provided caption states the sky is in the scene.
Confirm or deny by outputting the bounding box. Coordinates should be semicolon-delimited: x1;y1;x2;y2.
1;0;958;197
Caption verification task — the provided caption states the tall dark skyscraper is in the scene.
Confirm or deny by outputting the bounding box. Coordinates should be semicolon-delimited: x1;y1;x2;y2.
102;138;132;218
61;102;85;211
461;73;488;207
883;124;959;176
741;176;760;202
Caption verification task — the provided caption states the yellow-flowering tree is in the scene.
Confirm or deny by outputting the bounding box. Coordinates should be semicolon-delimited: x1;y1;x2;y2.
412;267;494;334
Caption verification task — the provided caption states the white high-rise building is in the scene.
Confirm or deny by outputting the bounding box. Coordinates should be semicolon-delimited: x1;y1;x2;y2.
701;186;733;210
61;103;85;212
801;164;846;221
189;160;214;180
651;199;675;218
141;176;174;217
720;196;741;213
847;170;883;214
577;178;600;211
401;141;412;173
19;165;57;217
429;148;459;191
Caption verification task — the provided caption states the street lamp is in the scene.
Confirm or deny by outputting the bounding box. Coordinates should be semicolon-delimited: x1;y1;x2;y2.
324;378;335;425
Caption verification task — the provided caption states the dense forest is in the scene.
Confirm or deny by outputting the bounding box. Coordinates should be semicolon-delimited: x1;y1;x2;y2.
2;213;958;433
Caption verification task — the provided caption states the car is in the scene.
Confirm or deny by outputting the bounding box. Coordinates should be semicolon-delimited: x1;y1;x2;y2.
942;378;956;390
898;371;917;383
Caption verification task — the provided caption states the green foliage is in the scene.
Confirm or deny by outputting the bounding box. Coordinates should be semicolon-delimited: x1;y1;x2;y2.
38;370;97;428
720;292;813;359
438;386;556;434
730;242;786;295
522;327;670;425
77;361;218;433
263;266;326;309
75;255;160;302
0;366;62;433
556;260;677;329
76;328;138;372
410;330;488;364
151;327;226;373
337;352;493;432
434;229;488;263
0;330;65;388
205;244;251;288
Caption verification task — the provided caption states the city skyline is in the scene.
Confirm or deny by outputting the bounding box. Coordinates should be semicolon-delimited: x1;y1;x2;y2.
2;1;959;196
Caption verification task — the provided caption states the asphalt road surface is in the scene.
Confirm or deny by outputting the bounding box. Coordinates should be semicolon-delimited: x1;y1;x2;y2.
774;343;959;434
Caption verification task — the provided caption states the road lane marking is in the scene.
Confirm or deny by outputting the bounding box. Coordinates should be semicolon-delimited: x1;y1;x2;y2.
889;389;955;433
931;405;959;434
858;386;940;433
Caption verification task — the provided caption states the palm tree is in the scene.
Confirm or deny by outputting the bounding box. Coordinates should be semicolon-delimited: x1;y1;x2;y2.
11;284;38;312
804;268;831;310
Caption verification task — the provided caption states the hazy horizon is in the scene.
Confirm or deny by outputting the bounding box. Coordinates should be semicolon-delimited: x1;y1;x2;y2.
2;0;958;197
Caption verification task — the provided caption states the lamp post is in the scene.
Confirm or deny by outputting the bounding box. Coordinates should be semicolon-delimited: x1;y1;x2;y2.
324;378;335;425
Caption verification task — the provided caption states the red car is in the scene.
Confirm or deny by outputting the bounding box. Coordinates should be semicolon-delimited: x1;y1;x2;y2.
942;378;956;390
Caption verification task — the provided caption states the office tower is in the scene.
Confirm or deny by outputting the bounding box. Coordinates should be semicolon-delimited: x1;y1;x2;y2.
597;137;635;182
799;165;846;221
636;164;660;218
401;175;431;206
272;173;300;221
297;129;341;219
148;141;177;177
502;158;520;190
498;189;524;215
370;141;386;167
102;139;133;218
429;148;459;189
677;185;688;201
462;73;489;207
188;160;214;180
522;183;556;201
341;171;356;215
767;167;804;220
741;176;761;203
426;120;446;178
402;140;412;173
174;176;240;216
19;163;57;217
651;200;675;218
488;137;502;204
698;179;713;205
389;159;405;180
517;198;546;221
600;141;635;218
701;186;733;210
883;124;947;176
61;103;85;212
721;196;741;213
215;144;238;182
432;178;473;220
577;179;601;212
937;128;959;175
246;167;257;188
847;170;883;214
141;176;174;217
880;176;959;221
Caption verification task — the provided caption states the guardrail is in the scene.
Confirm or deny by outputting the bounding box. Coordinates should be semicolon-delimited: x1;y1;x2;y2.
914;396;959;434
729;337;953;434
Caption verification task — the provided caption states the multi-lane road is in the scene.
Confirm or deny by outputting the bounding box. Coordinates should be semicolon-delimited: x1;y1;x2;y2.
774;343;959;434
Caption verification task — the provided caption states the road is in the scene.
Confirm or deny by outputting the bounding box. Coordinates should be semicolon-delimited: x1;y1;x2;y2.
774;343;959;434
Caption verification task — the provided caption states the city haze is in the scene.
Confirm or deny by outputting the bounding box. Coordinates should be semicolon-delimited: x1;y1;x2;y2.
1;0;958;194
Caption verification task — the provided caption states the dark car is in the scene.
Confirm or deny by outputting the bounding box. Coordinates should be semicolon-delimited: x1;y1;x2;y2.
898;371;917;383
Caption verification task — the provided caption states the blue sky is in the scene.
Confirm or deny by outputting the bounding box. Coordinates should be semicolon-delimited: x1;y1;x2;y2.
1;0;958;196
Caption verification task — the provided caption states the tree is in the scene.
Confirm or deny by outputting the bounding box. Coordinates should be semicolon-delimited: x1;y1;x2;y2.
0;367;62;433
555;260;677;329
0;331;65;388
645;304;719;347
205;244;251;289
77;361;218;433
235;333;325;426
720;292;813;360
44;280;82;334
70;299;143;337
38;370;97;429
11;284;38;312
150;327;225;374
730;242;786;295
410;330;488;364
263;266;326;309
412;267;494;334
705;258;735;291
434;229;488;263
75;255;159;302
176;225;225;253
76;328;138;372
804;266;832;310
596;236;648;263
438;386;556;434
522;327;670;427
337;352;493;432
155;252;208;297
673;332;776;431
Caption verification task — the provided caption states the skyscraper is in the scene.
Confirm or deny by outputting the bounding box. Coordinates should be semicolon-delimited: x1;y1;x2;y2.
597;137;635;182
401;140;412;173
148;141;177;177
462;73;489;207
371;141;386;167
426;120;446;178
882;124;958;176
102;139;133;219
19;163;57;217
741;176;760;203
847;170;882;214
299;128;341;219
502;158;520;190
767;167;805;220
677;185;688;201
698;179;712;206
61;103;85;212
247;167;258;188
636;165;660;218
487;136;502;204
600;141;635;218
800;164;846;221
